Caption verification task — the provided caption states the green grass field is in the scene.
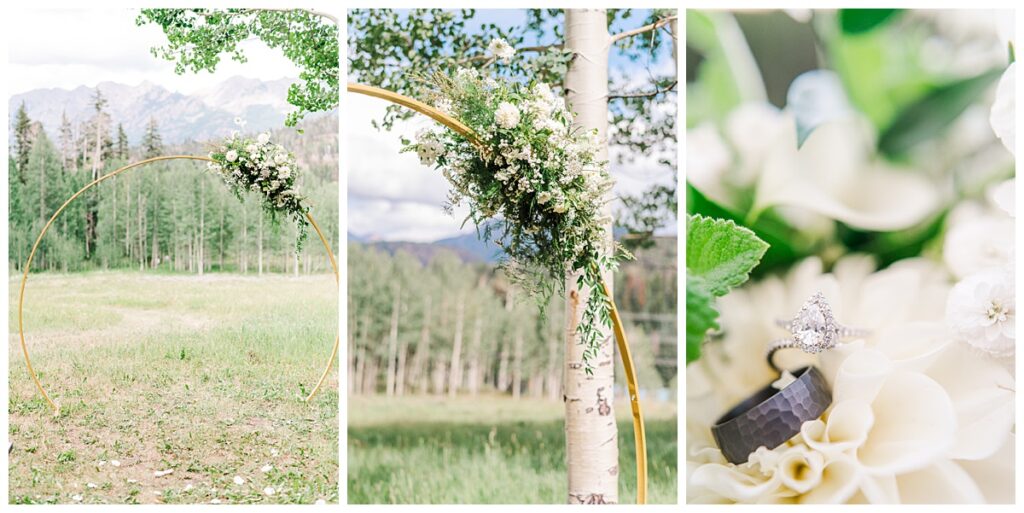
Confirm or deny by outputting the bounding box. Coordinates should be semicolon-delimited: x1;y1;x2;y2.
8;272;339;504
348;395;677;504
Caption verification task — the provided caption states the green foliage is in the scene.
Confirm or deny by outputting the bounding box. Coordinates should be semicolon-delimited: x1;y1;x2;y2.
878;67;1005;157
838;9;902;34
685;214;768;364
137;8;338;127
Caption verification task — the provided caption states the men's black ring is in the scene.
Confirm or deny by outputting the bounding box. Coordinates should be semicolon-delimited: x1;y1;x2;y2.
711;366;832;465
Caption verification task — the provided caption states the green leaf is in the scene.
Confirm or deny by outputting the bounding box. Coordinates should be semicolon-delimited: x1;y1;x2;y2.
838;9;901;34
879;67;1004;156
686;275;719;365
686;214;769;297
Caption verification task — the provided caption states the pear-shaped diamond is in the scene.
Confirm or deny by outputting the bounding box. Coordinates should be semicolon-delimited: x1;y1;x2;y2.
789;293;837;352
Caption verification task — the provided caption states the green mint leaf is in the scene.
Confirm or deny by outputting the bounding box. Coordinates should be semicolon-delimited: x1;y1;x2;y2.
686;275;719;365
686;214;769;297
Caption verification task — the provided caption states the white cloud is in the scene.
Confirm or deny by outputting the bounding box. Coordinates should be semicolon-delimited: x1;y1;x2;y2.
8;8;300;95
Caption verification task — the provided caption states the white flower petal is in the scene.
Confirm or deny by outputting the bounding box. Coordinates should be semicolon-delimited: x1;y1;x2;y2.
857;371;956;474
990;62;1015;156
798;455;861;504
894;459;985;503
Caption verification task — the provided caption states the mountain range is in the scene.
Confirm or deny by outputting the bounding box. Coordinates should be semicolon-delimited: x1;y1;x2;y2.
9;76;300;145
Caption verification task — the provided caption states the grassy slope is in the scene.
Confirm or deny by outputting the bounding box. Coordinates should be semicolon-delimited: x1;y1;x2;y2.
348;395;677;504
8;272;339;504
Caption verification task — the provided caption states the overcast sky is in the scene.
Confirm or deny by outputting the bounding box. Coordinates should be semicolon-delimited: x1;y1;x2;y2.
7;8;300;95
347;9;679;243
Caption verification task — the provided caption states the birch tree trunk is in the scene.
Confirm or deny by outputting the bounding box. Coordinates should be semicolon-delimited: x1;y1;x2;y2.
385;283;402;396
447;293;465;397
563;8;617;504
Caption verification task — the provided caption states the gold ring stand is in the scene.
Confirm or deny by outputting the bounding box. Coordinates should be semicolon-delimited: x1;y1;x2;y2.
348;83;648;503
18;155;340;413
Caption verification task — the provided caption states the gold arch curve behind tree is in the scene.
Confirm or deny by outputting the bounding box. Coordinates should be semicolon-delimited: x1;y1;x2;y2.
347;83;649;504
18;155;340;414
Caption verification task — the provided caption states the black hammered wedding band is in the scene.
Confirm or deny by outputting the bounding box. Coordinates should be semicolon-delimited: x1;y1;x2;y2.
711;366;832;465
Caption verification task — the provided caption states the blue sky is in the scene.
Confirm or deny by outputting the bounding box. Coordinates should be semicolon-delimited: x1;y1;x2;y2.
347;8;678;242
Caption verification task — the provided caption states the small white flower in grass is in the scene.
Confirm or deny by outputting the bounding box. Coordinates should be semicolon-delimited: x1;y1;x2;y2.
154;469;173;478
110;460;120;467
210;499;221;504
487;38;515;62
947;268;1016;358
495;102;521;129
87;483;97;489
72;494;83;502
257;133;270;145
127;479;139;484
263;486;276;496
233;475;245;486
98;460;106;467
184;484;193;492
537;191;553;204
225;150;238;163
270;448;279;457
261;464;273;473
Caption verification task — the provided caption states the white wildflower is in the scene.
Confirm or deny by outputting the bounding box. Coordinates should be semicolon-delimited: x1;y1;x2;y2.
110;460;120;467
233;117;247;128
495;102;521;129
72;494;83;502
537;191;553;204
154;469;174;478
225;150;238;163
184;484;193;492
279;166;291;179
87;483;97;489
257;133;270;145
487;38;515;62
233;475;245;486
552;202;567;214
263;486;276;496
261;464;273;473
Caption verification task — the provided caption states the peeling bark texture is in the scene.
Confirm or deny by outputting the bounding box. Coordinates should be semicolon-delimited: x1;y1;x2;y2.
563;9;616;504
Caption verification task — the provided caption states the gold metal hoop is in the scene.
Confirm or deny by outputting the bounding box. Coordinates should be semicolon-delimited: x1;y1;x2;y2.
348;83;648;503
18;155;339;413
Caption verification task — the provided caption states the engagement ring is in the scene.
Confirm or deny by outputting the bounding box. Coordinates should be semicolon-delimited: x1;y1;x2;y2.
766;292;869;373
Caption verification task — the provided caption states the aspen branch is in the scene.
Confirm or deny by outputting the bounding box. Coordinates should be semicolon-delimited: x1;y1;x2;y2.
610;15;678;43
608;80;677;100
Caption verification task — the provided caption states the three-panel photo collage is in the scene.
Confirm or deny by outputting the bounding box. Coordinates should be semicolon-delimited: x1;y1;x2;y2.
1;2;1018;508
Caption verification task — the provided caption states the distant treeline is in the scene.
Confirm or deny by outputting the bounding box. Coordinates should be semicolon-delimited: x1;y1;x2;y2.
347;240;677;399
9;90;339;274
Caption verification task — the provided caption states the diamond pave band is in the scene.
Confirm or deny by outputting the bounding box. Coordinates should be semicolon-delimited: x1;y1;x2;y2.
767;292;869;373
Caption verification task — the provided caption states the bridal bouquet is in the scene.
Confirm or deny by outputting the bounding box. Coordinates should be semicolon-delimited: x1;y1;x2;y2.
404;44;623;371
687;9;1015;503
208;127;310;248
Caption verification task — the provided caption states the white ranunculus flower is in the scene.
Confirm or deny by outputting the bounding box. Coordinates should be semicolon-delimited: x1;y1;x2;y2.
225;150;238;162
946;268;1015;358
990;62;1015;156
487;38;515;62
257;132;270;145
495;102;521;129
943;215;1014;279
753;115;940;231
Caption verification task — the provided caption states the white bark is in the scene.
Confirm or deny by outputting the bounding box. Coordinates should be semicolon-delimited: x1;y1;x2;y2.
563;8;618;504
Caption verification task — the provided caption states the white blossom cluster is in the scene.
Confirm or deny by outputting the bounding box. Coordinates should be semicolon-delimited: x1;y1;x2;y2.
208;128;310;248
405;57;621;370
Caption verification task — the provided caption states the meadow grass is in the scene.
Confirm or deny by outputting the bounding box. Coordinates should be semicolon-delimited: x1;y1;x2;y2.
8;271;339;504
347;394;677;504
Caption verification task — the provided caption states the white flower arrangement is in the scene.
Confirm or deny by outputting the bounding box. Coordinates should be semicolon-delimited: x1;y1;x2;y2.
487;38;515;63
404;61;624;371
207;127;310;248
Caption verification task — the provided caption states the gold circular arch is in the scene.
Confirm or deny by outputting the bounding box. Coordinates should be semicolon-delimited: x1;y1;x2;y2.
18;155;340;413
348;83;648;503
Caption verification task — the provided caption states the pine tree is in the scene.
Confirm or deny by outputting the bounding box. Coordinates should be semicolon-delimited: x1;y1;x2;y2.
116;123;129;160
13;102;34;183
141;117;163;158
